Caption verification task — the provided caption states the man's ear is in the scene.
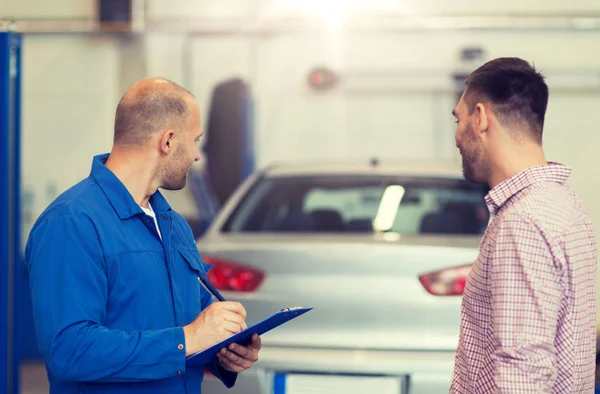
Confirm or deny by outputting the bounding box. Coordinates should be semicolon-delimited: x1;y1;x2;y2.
474;102;490;137
159;129;175;154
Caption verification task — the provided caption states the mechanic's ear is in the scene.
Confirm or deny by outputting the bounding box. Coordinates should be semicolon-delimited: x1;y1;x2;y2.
159;129;175;153
474;102;489;137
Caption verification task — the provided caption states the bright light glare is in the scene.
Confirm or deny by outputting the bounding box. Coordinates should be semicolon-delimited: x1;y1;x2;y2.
287;0;396;10
284;0;398;29
373;185;405;232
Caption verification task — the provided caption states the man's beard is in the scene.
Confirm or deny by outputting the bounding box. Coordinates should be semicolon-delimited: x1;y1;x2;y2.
458;124;487;184
160;145;189;191
459;145;487;185
461;149;477;183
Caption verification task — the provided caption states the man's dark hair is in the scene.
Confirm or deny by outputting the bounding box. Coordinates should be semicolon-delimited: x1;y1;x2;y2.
113;78;195;145
464;57;549;143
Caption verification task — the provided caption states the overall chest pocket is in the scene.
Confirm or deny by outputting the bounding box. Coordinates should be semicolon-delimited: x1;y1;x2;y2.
178;248;210;276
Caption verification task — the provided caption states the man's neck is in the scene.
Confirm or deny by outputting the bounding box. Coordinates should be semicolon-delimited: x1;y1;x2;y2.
488;143;547;189
104;148;158;208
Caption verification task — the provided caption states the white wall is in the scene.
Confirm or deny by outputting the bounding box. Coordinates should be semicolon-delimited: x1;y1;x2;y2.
146;0;600;19
153;30;600;166
19;35;120;243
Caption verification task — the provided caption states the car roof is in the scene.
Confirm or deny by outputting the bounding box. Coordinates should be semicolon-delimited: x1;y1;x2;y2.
263;158;465;179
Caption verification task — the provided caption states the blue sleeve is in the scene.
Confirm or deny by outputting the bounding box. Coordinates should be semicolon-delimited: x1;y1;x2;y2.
25;212;187;383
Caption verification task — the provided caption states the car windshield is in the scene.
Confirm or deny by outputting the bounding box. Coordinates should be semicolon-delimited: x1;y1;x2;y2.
221;175;490;235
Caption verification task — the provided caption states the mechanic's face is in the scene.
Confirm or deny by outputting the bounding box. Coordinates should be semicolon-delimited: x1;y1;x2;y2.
161;100;202;191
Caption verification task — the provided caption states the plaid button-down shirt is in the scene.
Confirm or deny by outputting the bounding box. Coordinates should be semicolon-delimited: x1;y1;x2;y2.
450;162;598;393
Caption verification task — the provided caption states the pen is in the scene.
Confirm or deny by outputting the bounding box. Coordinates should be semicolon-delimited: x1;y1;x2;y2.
198;276;226;302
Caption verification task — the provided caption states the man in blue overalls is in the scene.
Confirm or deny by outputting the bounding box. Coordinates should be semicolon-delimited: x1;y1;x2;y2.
25;77;261;393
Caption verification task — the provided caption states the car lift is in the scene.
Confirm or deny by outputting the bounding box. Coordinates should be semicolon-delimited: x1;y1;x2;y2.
1;30;22;394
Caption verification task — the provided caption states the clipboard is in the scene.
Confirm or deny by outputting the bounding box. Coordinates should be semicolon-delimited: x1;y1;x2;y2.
185;306;312;368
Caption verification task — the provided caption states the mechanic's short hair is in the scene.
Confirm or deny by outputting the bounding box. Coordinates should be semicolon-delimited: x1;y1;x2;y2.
113;78;195;145
464;57;549;143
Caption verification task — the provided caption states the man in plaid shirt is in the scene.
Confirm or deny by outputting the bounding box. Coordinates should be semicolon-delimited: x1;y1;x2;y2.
450;57;598;393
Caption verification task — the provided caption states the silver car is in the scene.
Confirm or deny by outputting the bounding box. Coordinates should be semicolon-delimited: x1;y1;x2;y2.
198;159;489;394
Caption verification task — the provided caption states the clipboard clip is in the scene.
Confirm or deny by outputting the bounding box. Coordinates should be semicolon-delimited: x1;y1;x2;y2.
281;306;305;312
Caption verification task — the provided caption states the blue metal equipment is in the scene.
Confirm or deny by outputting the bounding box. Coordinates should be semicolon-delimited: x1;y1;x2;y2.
0;30;22;394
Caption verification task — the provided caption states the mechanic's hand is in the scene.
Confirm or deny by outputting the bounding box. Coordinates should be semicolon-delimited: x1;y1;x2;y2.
217;334;261;373
183;302;247;356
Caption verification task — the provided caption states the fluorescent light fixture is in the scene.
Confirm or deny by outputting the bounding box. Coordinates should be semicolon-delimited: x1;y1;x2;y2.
373;185;405;232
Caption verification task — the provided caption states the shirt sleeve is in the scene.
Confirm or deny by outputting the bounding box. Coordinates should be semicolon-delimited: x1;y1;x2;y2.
26;212;187;383
489;213;561;393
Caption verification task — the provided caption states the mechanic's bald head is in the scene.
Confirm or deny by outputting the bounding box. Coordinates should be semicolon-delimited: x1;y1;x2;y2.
113;77;196;146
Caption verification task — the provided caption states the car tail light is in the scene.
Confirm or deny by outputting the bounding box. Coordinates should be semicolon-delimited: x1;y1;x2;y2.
202;256;265;293
418;264;472;296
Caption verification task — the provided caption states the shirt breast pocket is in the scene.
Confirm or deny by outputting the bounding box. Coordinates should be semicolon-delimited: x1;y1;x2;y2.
177;248;214;323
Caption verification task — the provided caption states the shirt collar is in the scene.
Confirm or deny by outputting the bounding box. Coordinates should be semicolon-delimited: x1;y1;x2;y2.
485;161;571;213
90;153;172;220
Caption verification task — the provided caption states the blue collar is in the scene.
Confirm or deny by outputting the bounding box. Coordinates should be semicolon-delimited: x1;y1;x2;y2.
90;153;172;220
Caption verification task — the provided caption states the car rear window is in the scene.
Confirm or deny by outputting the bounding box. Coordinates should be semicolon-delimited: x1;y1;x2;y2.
221;175;490;235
